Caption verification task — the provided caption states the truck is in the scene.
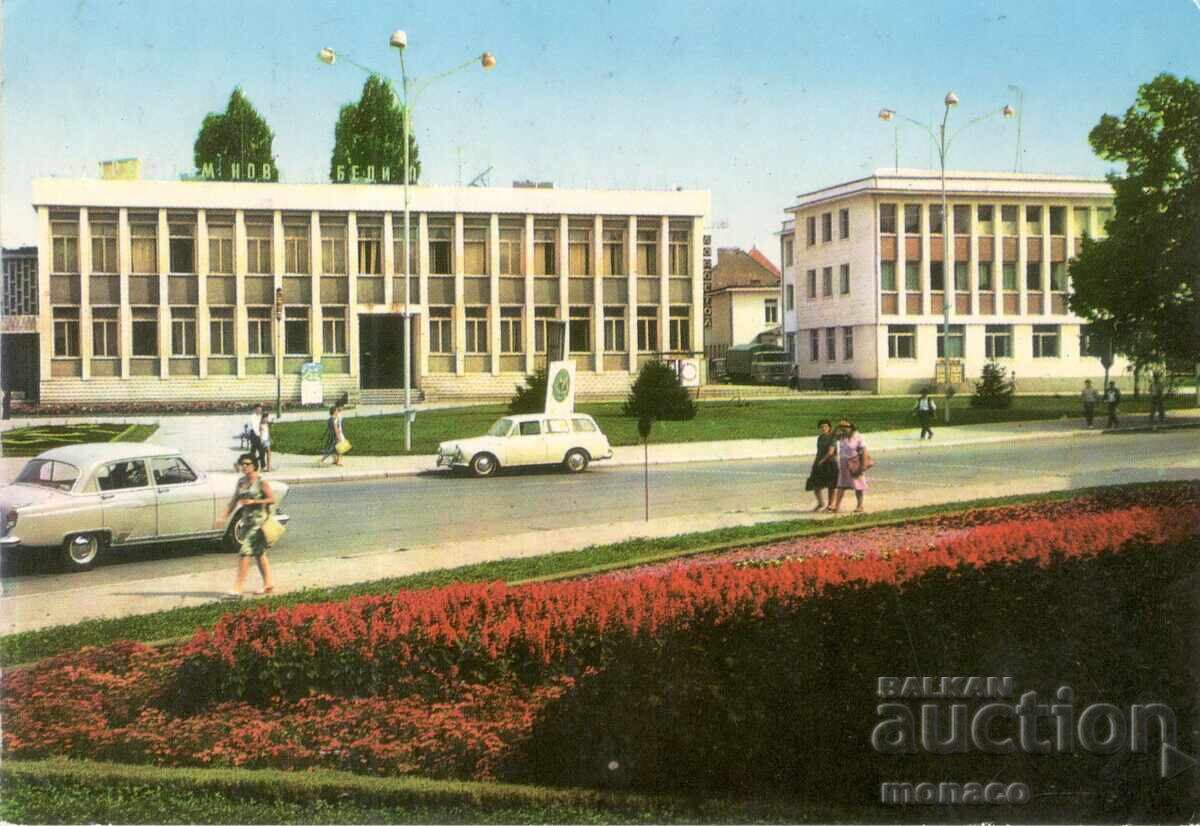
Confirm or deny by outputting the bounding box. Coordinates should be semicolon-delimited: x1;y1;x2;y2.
724;343;792;385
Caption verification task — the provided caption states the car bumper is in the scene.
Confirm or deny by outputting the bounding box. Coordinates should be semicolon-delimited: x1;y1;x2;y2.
0;535;21;548
436;452;465;468
594;448;614;461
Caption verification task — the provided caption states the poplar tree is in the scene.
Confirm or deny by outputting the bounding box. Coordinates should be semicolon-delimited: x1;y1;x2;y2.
193;88;280;182
329;75;420;184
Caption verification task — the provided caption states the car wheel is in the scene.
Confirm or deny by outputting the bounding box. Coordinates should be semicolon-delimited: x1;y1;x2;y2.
223;510;251;552
563;448;590;473
60;532;104;572
470;453;499;478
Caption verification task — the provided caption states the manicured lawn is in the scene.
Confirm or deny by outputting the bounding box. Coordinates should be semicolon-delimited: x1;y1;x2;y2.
268;394;1193;455
0;423;158;458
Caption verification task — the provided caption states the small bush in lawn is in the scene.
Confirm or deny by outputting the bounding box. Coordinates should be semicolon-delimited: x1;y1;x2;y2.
622;361;696;421
971;360;1015;408
508;369;548;414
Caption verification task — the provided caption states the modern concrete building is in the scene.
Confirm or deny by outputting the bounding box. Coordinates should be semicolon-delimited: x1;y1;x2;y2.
29;178;709;405
704;246;782;362
780;170;1128;392
1;246;41;401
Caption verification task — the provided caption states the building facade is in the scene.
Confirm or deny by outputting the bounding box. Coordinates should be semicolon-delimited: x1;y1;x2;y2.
29;179;709;404
704;247;782;362
1;246;41;400
780;170;1127;392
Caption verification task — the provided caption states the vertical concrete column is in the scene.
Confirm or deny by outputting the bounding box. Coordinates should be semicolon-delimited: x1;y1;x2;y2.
1016;204;1029;317
968;201;980;316
117;208;132;379
234;210;247;378
272;211;286;394
895;205;907;316
690;216;704;362
197;209;210;379
309;212;323;362
346;212;359;379
592;214;603;371
944;199;956;318
382;212;395;308
1040;202;1051;315
489;213;501;374
919;203;931;319
418;212;430;379
157;209;171;378
35;208;53;384
557;214;569;352
626;215;638;372
993;202;1004;317
454;212;465;374
523;213;535;373
658;216;670;354
77;209;92;380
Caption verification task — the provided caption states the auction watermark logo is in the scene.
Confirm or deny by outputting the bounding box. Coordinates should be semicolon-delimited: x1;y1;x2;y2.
870;675;1199;805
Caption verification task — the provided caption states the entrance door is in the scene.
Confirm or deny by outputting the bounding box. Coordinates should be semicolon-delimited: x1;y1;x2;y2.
358;314;411;389
0;333;40;400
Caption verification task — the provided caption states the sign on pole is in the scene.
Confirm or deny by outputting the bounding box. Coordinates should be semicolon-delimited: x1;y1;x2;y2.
544;360;576;417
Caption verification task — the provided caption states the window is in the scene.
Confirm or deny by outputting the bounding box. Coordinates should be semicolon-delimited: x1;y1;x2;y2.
1002;262;1018;291
1050;262;1067;292
806;216;816;246
602;225;625;276
936;324;965;358
321;223;346;274
569;225;592;275
91;221;118;273
1096;207;1112;235
246;221;272;274
534;225;556;275
500;306;523;353
843;326;854;360
825;327;836;362
429;307;453;353
881;261;897;292
822;267;833;297
357;224;382;275
1025;262;1042;291
809;329;819;361
887;325;916;359
603;306;626;352
518;420;541;436
954;262;969;291
637;226;658;275
953;204;971;235
428;222;452;274
904;204;921;234
92;307;118;357
53;308;80;357
534;306;558;353
786;284;795;310
322;307;347;354
839;263;850;295
246;306;272;355
1024;205;1042;235
1032;324;1059;358
209;307;234;355
572;417;597;433
151;456;197;486
171;307;197;356
1049;206;1066;235
284;222;310;274
547;419;569;434
463;226;487;275
464;306;489;353
637;305;658;351
905;262;921;291
1080;324;1105;358
807;269;817;299
499;226;523;275
880;204;897;234
839;208;850;240
132;307;158;356
1000;205;1019;235
393;223;418;275
131;222;157;274
97;460;148;491
985;324;1012;359
821;212;832;242
568;306;591;352
783;237;794;266
169;222;195;273
977;205;995;233
284;307;309;355
978;261;994;291
764;298;778;324
1073;207;1091;238
929;204;945;235
669;225;690;276
669;305;691;351
52;221;79;273
930;261;945;292
208;224;234;274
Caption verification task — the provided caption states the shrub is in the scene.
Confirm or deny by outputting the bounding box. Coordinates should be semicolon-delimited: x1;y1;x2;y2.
507;369;548;414
622;361;696;421
971;360;1015;408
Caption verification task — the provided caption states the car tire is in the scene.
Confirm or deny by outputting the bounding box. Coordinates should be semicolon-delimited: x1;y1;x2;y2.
60;532;104;572
223;510;251;552
469;453;499;478
562;448;590;474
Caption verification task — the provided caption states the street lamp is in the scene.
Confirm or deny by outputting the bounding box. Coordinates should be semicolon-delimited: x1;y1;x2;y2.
879;92;1015;423
319;35;495;451
274;287;284;418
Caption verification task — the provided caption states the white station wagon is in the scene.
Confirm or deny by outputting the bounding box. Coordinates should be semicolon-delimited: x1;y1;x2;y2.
437;413;614;477
0;443;290;571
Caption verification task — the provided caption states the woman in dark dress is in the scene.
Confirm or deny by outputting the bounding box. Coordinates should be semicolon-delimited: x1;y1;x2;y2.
805;419;838;511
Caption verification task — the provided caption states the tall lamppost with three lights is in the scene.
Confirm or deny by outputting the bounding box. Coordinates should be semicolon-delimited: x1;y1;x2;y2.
319;34;495;450
878;93;1015;423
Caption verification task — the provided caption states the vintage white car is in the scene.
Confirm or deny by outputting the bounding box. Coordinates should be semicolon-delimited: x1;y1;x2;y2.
0;443;290;571
436;413;614;477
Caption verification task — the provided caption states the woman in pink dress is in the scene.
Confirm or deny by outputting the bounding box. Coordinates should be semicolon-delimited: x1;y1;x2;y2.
831;419;868;513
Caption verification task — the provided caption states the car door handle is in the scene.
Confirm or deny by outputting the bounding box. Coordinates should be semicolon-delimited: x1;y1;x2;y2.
101;493;115;500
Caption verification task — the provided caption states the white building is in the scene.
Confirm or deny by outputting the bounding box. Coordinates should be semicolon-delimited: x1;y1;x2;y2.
704;246;782;362
27;178;709;405
780;170;1128;393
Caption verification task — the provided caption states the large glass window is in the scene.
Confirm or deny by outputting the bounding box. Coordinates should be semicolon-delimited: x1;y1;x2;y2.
131;222;158;274
169;222;195;273
905;262;920;291
821;212;832;243
534;225;556;275
809;329;819;361
170;307;197;356
1002;262;1018;291
209;307;234;355
1000;205;1019;235
786;284;795;310
824;327;836;362
669;305;691;351
806;216;816;246
602;226;625;276
603;306;626;352
208;224;234;274
500;306;523;353
1073;207;1091;238
977;205;995;234
568;306;591;352
1026;262;1042;291
936;324;965;358
1024;205;1043;235
839;264;850;295
92;307;119;357
953;204;971;235
807;269;817;299
246;306;272;355
985;324;1012;359
978;261;994;291
930;261;945;292
843;327;854;360
534;306;558;353
637;226;658;275
887;325;916;359
464;306;488;353
131;307;158;356
880;261;897;291
429;306;453;353
246;221;272;274
904;205;921;234
51;221;79;273
321;223;347;274
91;220;118;273
637;305;658;351
1032;324;1059;358
954;262;969;291
463;226;488;276
393;223;418;275
498;226;523;275
822;267;833;297
764;298;778;324
284;221;310;274
1049;206;1066;235
669;225;690;276
838;208;850;240
569;225;592;276
1050;262;1067;292
428;222;452;274
357;224;382;275
53;307;80;356
929;204;945;235
284;307;309;355
322;307;347;354
879;204;897;234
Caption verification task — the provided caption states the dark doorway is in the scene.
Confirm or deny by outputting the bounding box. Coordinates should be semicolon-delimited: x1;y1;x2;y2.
358;314;413;389
1;333;40;401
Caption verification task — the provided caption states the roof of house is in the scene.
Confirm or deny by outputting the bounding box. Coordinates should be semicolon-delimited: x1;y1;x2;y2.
711;247;780;290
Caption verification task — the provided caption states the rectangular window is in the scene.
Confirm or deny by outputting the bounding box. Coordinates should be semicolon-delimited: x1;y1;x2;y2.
881;261;897;291
783;237;794;266
500;306;523;353
905;262;921;291
357;224;382;275
208;224;234;274
936;324;965;358
825;327;836;362
169;222;195;274
170;307;197;356
887;324;916;359
91;221;118;273
930;261;945;292
669;225;690;276
977;205;995;234
1049;206;1066;235
929;204;945;235
904;204;921;234
569;226;592;276
1073;207;1091;238
464;306;489;353
131;222;158;274
1002;262;1018;291
1080;324;1105;358
321;223;347;275
843;326;854;360
822;212;832;243
786;283;795;310
822;266;833;297
984;324;1012;359
1050;262;1067;292
568;306;591;352
53;307;80;356
429;306;453;353
1032;324;1060;358
499;226;523;275
954;262;969;291
322;307;347;354
764;298;778;324
669;305;691;351
978;261;994;291
246;306;272;355
806;216;816;246
839;263;850;295
1096;207;1112;235
603;306;626;352
209;307;234;355
1025;262;1042;291
1000;205;1019;235
92;307;119;357
52;221;80;273
392;223;419;275
880;204;897;234
463;226;488;275
807;269;817;299
809;329;820;362
428;222;452;274
637;305;658;351
953;204;971;235
132;307;158;356
838;208;850;240
637;226;658;275
284;306;309;355
1025;205;1043;235
602;226;625;276
534;306;558;353
284;221;310;274
534;225;557;276
246;221;272;274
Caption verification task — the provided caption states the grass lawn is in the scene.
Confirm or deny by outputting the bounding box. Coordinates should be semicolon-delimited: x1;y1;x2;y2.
0;423;158;458
268;394;1193;455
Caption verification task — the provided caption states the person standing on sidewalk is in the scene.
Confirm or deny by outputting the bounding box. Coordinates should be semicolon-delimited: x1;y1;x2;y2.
805;419;838;511
1081;379;1098;428
259;413;273;472
913;389;936;440
1104;381;1122;429
319;405;347;467
222;453;276;598
1149;373;1167;423
244;403;266;468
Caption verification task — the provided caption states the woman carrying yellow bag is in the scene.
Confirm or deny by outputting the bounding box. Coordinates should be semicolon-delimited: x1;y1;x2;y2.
319;405;349;466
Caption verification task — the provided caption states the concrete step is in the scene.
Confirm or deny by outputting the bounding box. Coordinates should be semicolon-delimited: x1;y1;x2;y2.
359;389;426;405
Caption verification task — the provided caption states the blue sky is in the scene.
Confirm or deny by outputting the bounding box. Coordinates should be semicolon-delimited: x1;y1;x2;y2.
3;0;1199;258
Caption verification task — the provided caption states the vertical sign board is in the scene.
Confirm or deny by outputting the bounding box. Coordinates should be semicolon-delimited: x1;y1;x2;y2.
702;234;713;329
544;360;577;417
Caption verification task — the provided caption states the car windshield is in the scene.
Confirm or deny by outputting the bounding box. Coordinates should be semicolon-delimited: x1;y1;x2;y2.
15;459;80;491
755;352;791;363
486;418;514;437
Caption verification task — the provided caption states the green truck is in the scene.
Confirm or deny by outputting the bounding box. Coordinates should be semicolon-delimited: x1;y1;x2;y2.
723;343;792;385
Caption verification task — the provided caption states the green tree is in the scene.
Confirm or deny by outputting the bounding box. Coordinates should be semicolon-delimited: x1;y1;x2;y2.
970;361;1014;409
193;88;280;181
623;361;697;421
329;75;420;184
508;368;548;414
1069;73;1200;370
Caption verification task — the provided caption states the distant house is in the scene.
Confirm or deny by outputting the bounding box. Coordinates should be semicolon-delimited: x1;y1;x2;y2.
704;247;782;362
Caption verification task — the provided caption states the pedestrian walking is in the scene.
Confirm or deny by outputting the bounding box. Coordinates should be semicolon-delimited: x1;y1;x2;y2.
1149;373;1166;423
1080;379;1098;428
805;419;838;512
259;413;273;472
913;388;936;440
1104;381;1122;429
319;405;347;466
221;453;276;598
244;403;266;467
831;420;870;514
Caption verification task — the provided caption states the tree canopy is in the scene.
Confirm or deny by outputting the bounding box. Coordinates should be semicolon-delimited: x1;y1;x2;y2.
329;75;420;185
1068;72;1200;368
193;88;280;182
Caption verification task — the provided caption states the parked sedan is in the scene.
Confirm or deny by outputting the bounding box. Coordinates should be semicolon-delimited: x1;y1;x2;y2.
436;413;614;477
0;443;290;571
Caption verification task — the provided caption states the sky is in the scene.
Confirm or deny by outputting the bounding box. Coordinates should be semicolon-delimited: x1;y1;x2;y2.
3;0;1199;260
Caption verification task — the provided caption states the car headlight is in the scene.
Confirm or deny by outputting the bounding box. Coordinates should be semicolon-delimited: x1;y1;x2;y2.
3;510;17;535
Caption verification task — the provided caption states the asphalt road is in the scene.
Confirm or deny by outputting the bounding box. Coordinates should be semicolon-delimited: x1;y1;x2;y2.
2;430;1196;598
